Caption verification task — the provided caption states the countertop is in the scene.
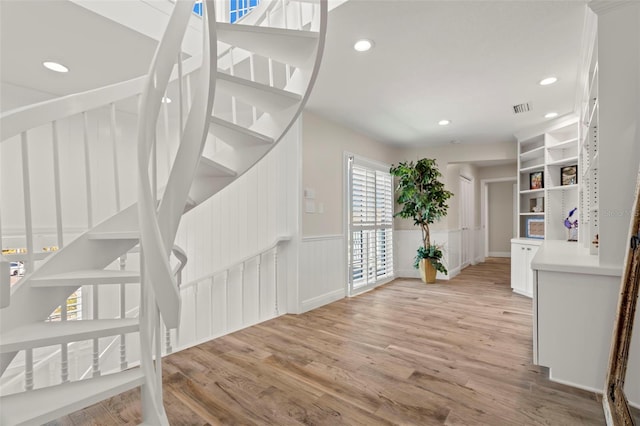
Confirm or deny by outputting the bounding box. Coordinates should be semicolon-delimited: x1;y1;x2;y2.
530;240;622;277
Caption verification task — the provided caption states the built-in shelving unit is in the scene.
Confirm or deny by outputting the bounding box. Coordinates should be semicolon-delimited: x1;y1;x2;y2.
516;117;580;241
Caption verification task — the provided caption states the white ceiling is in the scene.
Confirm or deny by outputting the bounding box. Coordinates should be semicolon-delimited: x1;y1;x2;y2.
306;0;587;147
1;0;586;149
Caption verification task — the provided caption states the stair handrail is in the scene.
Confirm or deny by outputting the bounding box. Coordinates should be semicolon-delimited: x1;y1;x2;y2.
171;244;188;287
180;235;290;290
0;57;202;144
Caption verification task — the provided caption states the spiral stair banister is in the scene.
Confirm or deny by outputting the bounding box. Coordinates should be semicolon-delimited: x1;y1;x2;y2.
136;1;216;422
137;0;198;330
156;4;218;254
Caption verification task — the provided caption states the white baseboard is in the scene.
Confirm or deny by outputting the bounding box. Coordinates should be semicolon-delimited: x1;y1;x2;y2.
440;266;460;280
548;372;640;409
512;288;533;298
397;268;420;279
474;255;485;264
300;288;345;313
488;251;511;258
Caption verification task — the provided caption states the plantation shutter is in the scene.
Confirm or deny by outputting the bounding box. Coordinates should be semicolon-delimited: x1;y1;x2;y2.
349;157;394;291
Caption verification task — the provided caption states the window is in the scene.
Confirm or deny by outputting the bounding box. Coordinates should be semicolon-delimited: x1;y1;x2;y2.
47;289;82;321
348;156;393;293
230;0;260;23
192;1;260;22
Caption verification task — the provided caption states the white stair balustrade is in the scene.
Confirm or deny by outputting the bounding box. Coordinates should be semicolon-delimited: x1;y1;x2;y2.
176;237;289;348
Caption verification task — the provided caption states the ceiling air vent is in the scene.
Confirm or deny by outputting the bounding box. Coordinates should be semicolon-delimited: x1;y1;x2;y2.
513;102;532;114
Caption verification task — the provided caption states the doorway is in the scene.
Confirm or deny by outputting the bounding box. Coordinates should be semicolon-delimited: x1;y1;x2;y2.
459;176;473;269
481;177;517;259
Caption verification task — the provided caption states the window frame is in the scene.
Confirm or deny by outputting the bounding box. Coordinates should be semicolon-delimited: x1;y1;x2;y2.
344;153;395;296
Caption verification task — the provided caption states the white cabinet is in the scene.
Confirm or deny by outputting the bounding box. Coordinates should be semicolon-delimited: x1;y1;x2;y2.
510;239;541;297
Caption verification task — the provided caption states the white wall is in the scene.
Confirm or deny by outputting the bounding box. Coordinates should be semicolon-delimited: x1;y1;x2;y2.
596;2;640;268
299;112;395;309
176;121;300;314
487;181;514;255
301;111;396;237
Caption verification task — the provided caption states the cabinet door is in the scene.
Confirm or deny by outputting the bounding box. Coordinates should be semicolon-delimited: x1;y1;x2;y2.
524;245;539;296
510;243;527;294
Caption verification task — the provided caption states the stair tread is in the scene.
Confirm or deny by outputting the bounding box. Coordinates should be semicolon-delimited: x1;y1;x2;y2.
210;116;274;148
196;157;237;178
1;319;139;353
32;269;140;284
217;72;301;112
217;22;318;68
0;368;144;426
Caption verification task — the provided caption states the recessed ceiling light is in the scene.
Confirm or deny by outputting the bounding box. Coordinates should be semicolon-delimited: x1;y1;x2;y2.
438;119;451;126
162;96;172;104
545;112;558;119
353;39;373;52
539;77;558;86
43;61;69;73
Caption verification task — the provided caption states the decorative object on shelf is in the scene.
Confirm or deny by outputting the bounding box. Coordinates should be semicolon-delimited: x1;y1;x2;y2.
530;171;544;190
526;218;545;239
564;207;578;241
530;197;544;213
390;158;453;283
561;165;578;186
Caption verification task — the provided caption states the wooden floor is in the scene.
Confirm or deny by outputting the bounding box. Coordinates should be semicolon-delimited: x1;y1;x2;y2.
51;258;628;425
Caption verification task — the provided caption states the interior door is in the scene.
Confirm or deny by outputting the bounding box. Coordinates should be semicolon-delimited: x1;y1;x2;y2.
460;176;473;269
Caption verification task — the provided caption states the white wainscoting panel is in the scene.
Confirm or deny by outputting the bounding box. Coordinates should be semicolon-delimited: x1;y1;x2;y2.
176;248;282;351
447;229;461;277
175;123;300;300
300;235;346;313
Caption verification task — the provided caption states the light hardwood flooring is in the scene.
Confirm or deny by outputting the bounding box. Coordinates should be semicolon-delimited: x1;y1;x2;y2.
49;258;635;425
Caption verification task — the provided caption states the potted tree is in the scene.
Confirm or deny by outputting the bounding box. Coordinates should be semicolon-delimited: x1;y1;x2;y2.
390;158;453;283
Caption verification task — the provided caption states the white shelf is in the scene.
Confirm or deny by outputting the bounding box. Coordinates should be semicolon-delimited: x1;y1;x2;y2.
547;184;579;191
520;163;545;173
520;145;545;161
520;188;545;194
517;118;580;241
547;137;578;150
547;156;579;167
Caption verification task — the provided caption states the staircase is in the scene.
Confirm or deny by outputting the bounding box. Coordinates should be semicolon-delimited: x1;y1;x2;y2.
0;0;327;424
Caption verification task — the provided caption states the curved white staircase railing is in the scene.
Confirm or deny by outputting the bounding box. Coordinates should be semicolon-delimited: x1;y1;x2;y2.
0;0;327;424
